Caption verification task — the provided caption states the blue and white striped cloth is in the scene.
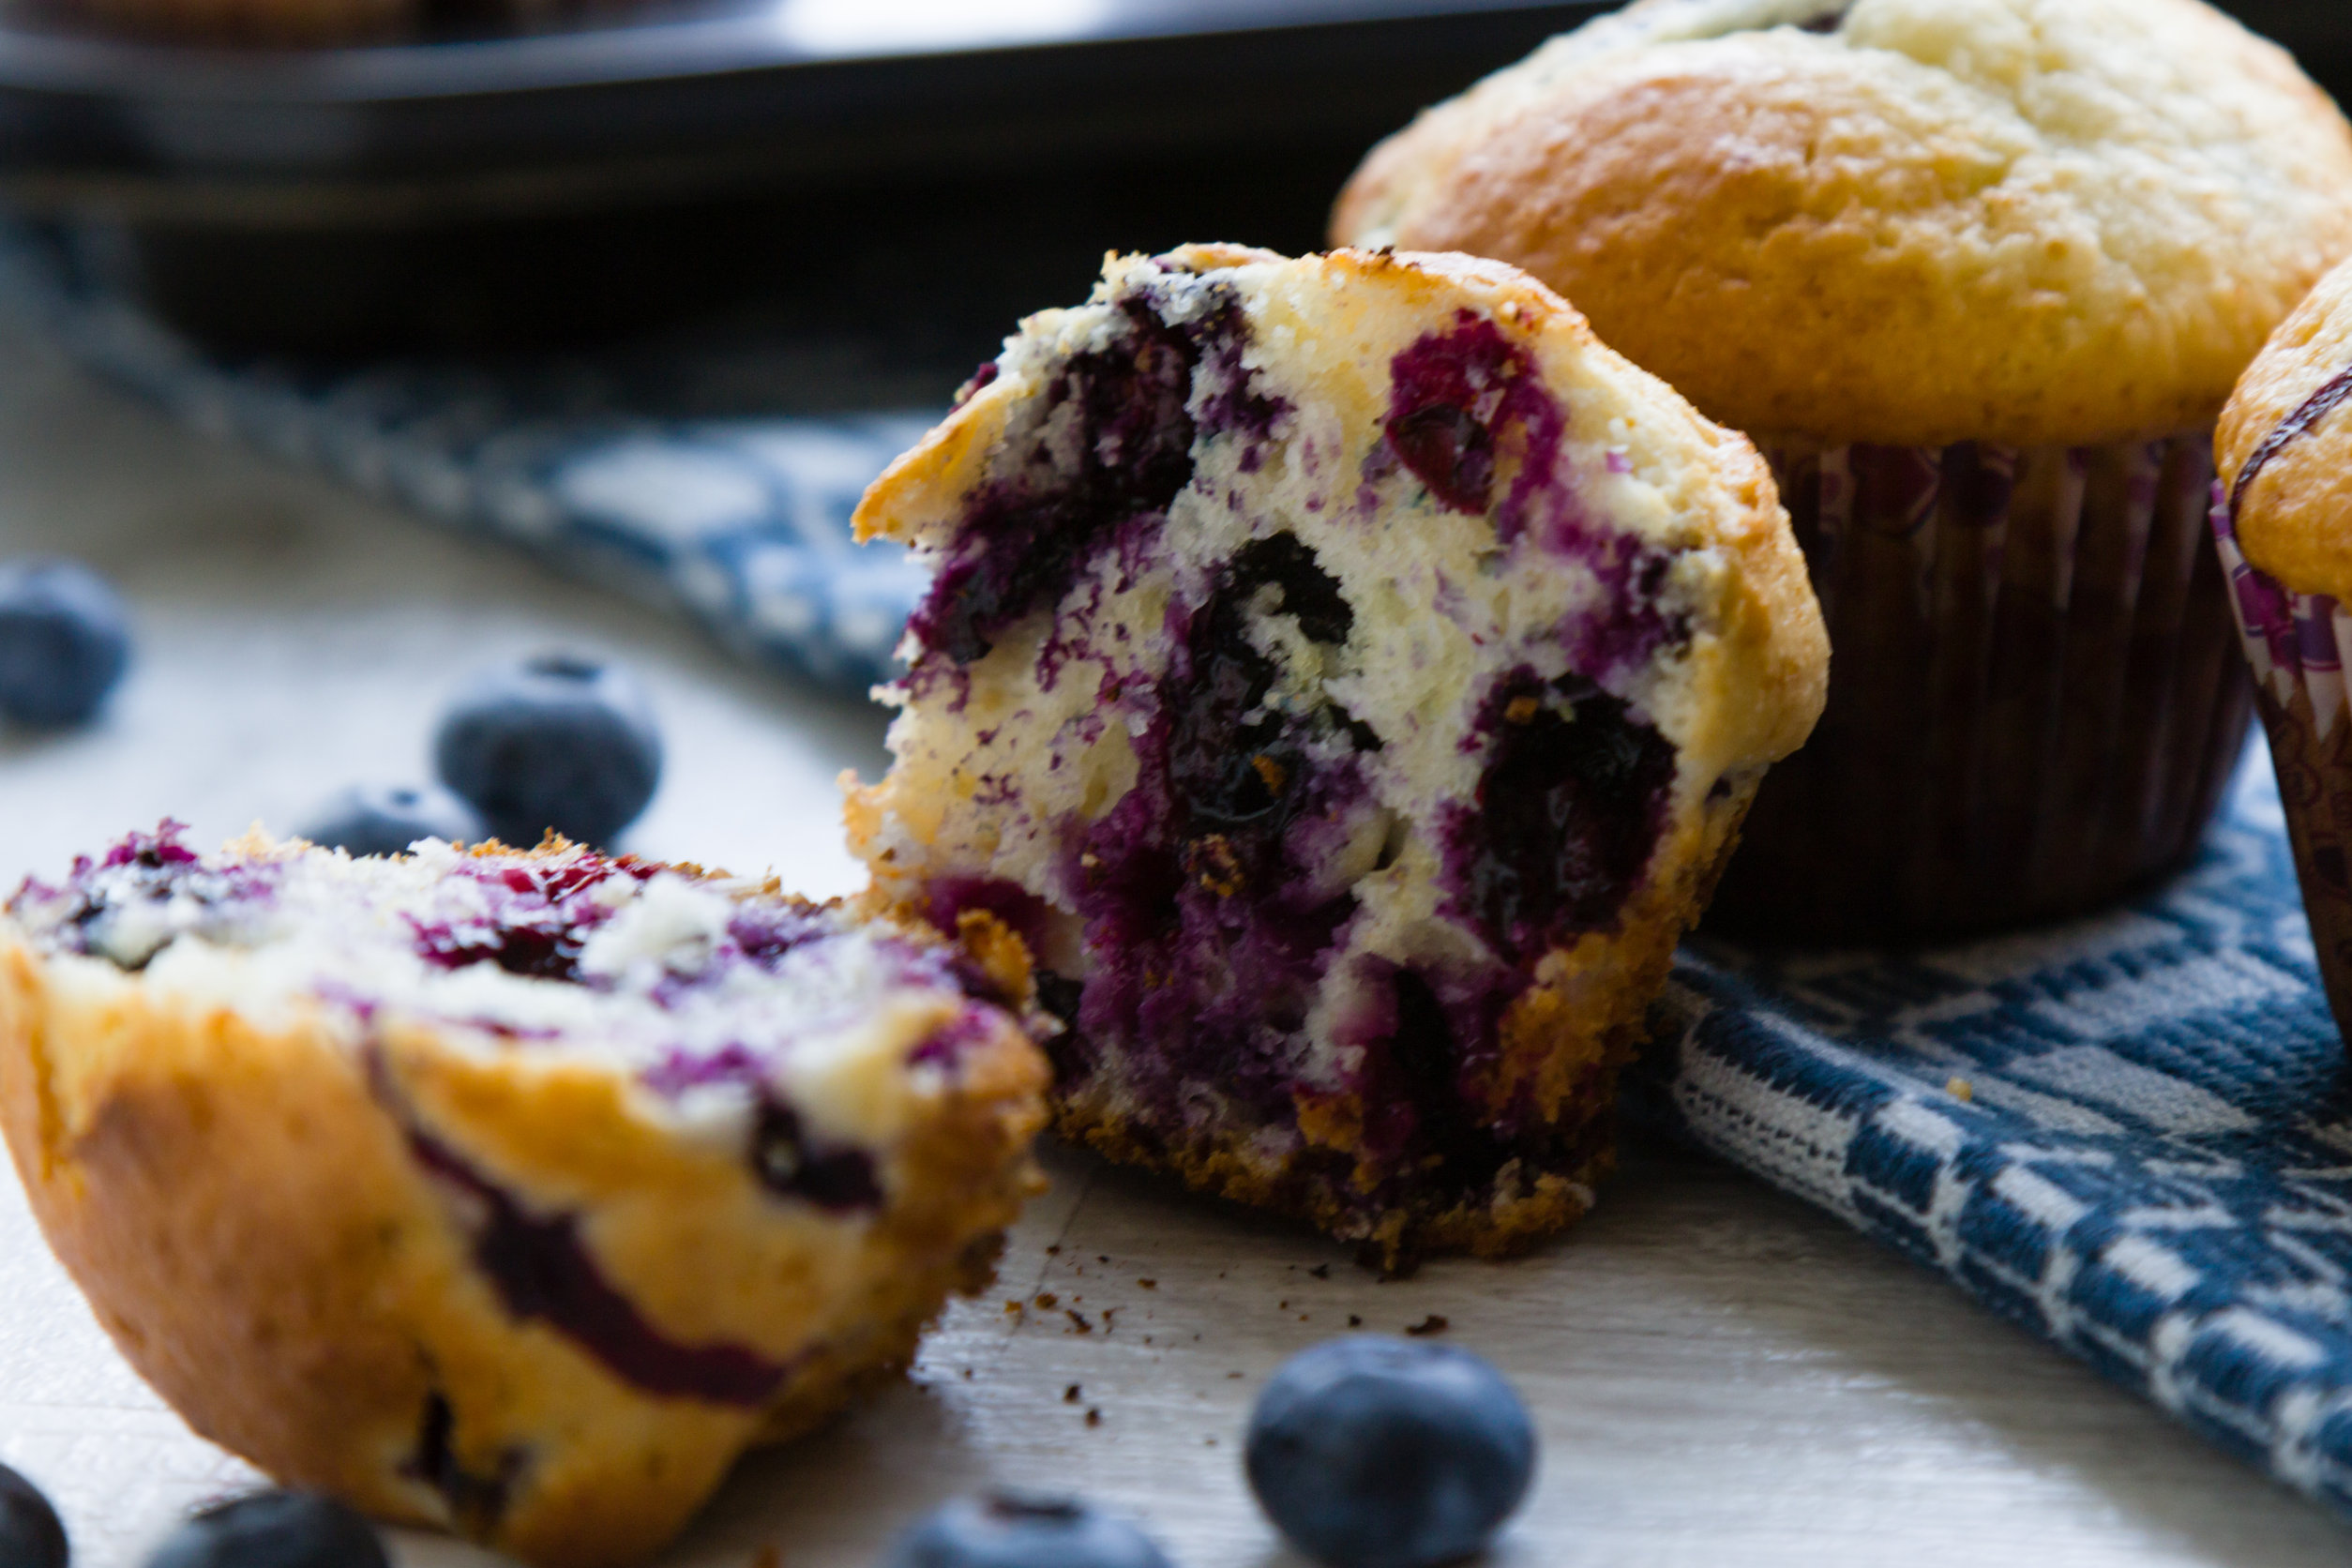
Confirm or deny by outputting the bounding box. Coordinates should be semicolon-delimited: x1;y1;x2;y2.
9;219;2352;1521
0;222;935;694
1643;758;2352;1516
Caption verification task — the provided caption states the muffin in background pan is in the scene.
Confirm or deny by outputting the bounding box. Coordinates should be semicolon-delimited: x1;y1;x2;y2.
1334;0;2352;940
2217;260;2352;1040
850;244;1824;1267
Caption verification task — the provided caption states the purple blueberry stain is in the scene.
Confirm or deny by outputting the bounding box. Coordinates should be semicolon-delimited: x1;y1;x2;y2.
101;822;198;870
1381;312;1687;681
924;877;1054;954
951;359;1001;408
1184;287;1289;472
1557;530;1691;679
396;1113;795;1406
724;903;828;967
1046;536;1381;1133
639;1042;767;1097
17;822;286;967
752;1100;883;1211
408;858;626;982
1381;311;1563;541
1341;960;1518;1196
906;273;1285;674
910;1004;1001;1067
413;916;583;982
1441;670;1676;962
908;300;1201;670
1388;403;1497;513
405;1391;519;1534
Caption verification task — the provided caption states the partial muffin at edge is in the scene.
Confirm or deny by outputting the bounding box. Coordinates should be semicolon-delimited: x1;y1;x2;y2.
2215;256;2352;1036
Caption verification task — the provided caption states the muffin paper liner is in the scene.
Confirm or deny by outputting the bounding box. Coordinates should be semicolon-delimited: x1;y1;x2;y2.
1710;435;2253;940
2212;502;2352;1028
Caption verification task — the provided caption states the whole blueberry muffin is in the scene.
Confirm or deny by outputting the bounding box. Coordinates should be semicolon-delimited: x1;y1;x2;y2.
2217;259;2352;1040
849;245;1826;1265
1334;0;2352;938
0;826;1047;1568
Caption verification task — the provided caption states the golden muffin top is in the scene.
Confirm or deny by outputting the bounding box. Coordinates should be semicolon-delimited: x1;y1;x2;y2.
1334;0;2352;448
2219;257;2352;603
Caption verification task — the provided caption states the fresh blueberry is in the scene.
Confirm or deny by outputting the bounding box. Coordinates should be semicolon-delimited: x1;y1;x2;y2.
880;1491;1173;1568
432;654;661;849
0;559;130;728
1245;1336;1535;1568
298;783;486;857
143;1491;384;1568
0;1463;68;1568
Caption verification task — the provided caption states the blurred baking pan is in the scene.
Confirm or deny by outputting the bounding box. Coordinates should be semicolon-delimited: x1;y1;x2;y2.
0;0;2341;354
0;0;1618;350
0;0;1612;218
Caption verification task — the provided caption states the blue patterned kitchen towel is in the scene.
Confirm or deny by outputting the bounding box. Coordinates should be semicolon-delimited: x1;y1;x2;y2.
1639;751;2352;1515
0;221;936;696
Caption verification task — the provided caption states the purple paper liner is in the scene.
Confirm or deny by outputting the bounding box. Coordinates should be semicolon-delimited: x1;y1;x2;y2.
1708;435;2253;941
2213;502;2352;1030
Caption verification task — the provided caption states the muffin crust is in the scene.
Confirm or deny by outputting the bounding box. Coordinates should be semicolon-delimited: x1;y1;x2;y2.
2218;260;2352;604
1334;0;2352;447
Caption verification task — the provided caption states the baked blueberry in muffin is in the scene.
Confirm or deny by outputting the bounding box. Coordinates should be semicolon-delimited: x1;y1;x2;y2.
0;826;1047;1568
850;246;1826;1265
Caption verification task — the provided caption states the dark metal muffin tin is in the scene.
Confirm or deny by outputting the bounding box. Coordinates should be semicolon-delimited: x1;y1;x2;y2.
0;0;1618;352
0;0;2340;357
0;0;1612;214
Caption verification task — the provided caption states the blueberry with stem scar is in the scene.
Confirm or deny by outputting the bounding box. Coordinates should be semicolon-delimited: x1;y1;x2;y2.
433;654;661;849
1245;1335;1535;1568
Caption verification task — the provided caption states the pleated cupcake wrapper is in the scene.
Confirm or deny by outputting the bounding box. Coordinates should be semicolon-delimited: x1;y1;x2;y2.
2212;498;2352;1029
1710;433;2252;939
2214;501;2352;730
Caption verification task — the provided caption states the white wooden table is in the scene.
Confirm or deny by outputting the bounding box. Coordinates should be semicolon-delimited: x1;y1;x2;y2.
0;322;2343;1568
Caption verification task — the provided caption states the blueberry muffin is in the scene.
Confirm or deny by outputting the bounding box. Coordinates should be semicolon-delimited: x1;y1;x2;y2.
2217;258;2352;1038
1335;0;2352;937
848;245;1826;1265
0;827;1048;1568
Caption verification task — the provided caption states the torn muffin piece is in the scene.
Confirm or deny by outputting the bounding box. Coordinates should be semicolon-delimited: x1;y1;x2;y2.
849;245;1825;1266
0;826;1048;1568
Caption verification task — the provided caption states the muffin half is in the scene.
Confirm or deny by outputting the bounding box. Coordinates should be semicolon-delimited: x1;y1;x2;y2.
850;245;1825;1265
0;827;1047;1568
